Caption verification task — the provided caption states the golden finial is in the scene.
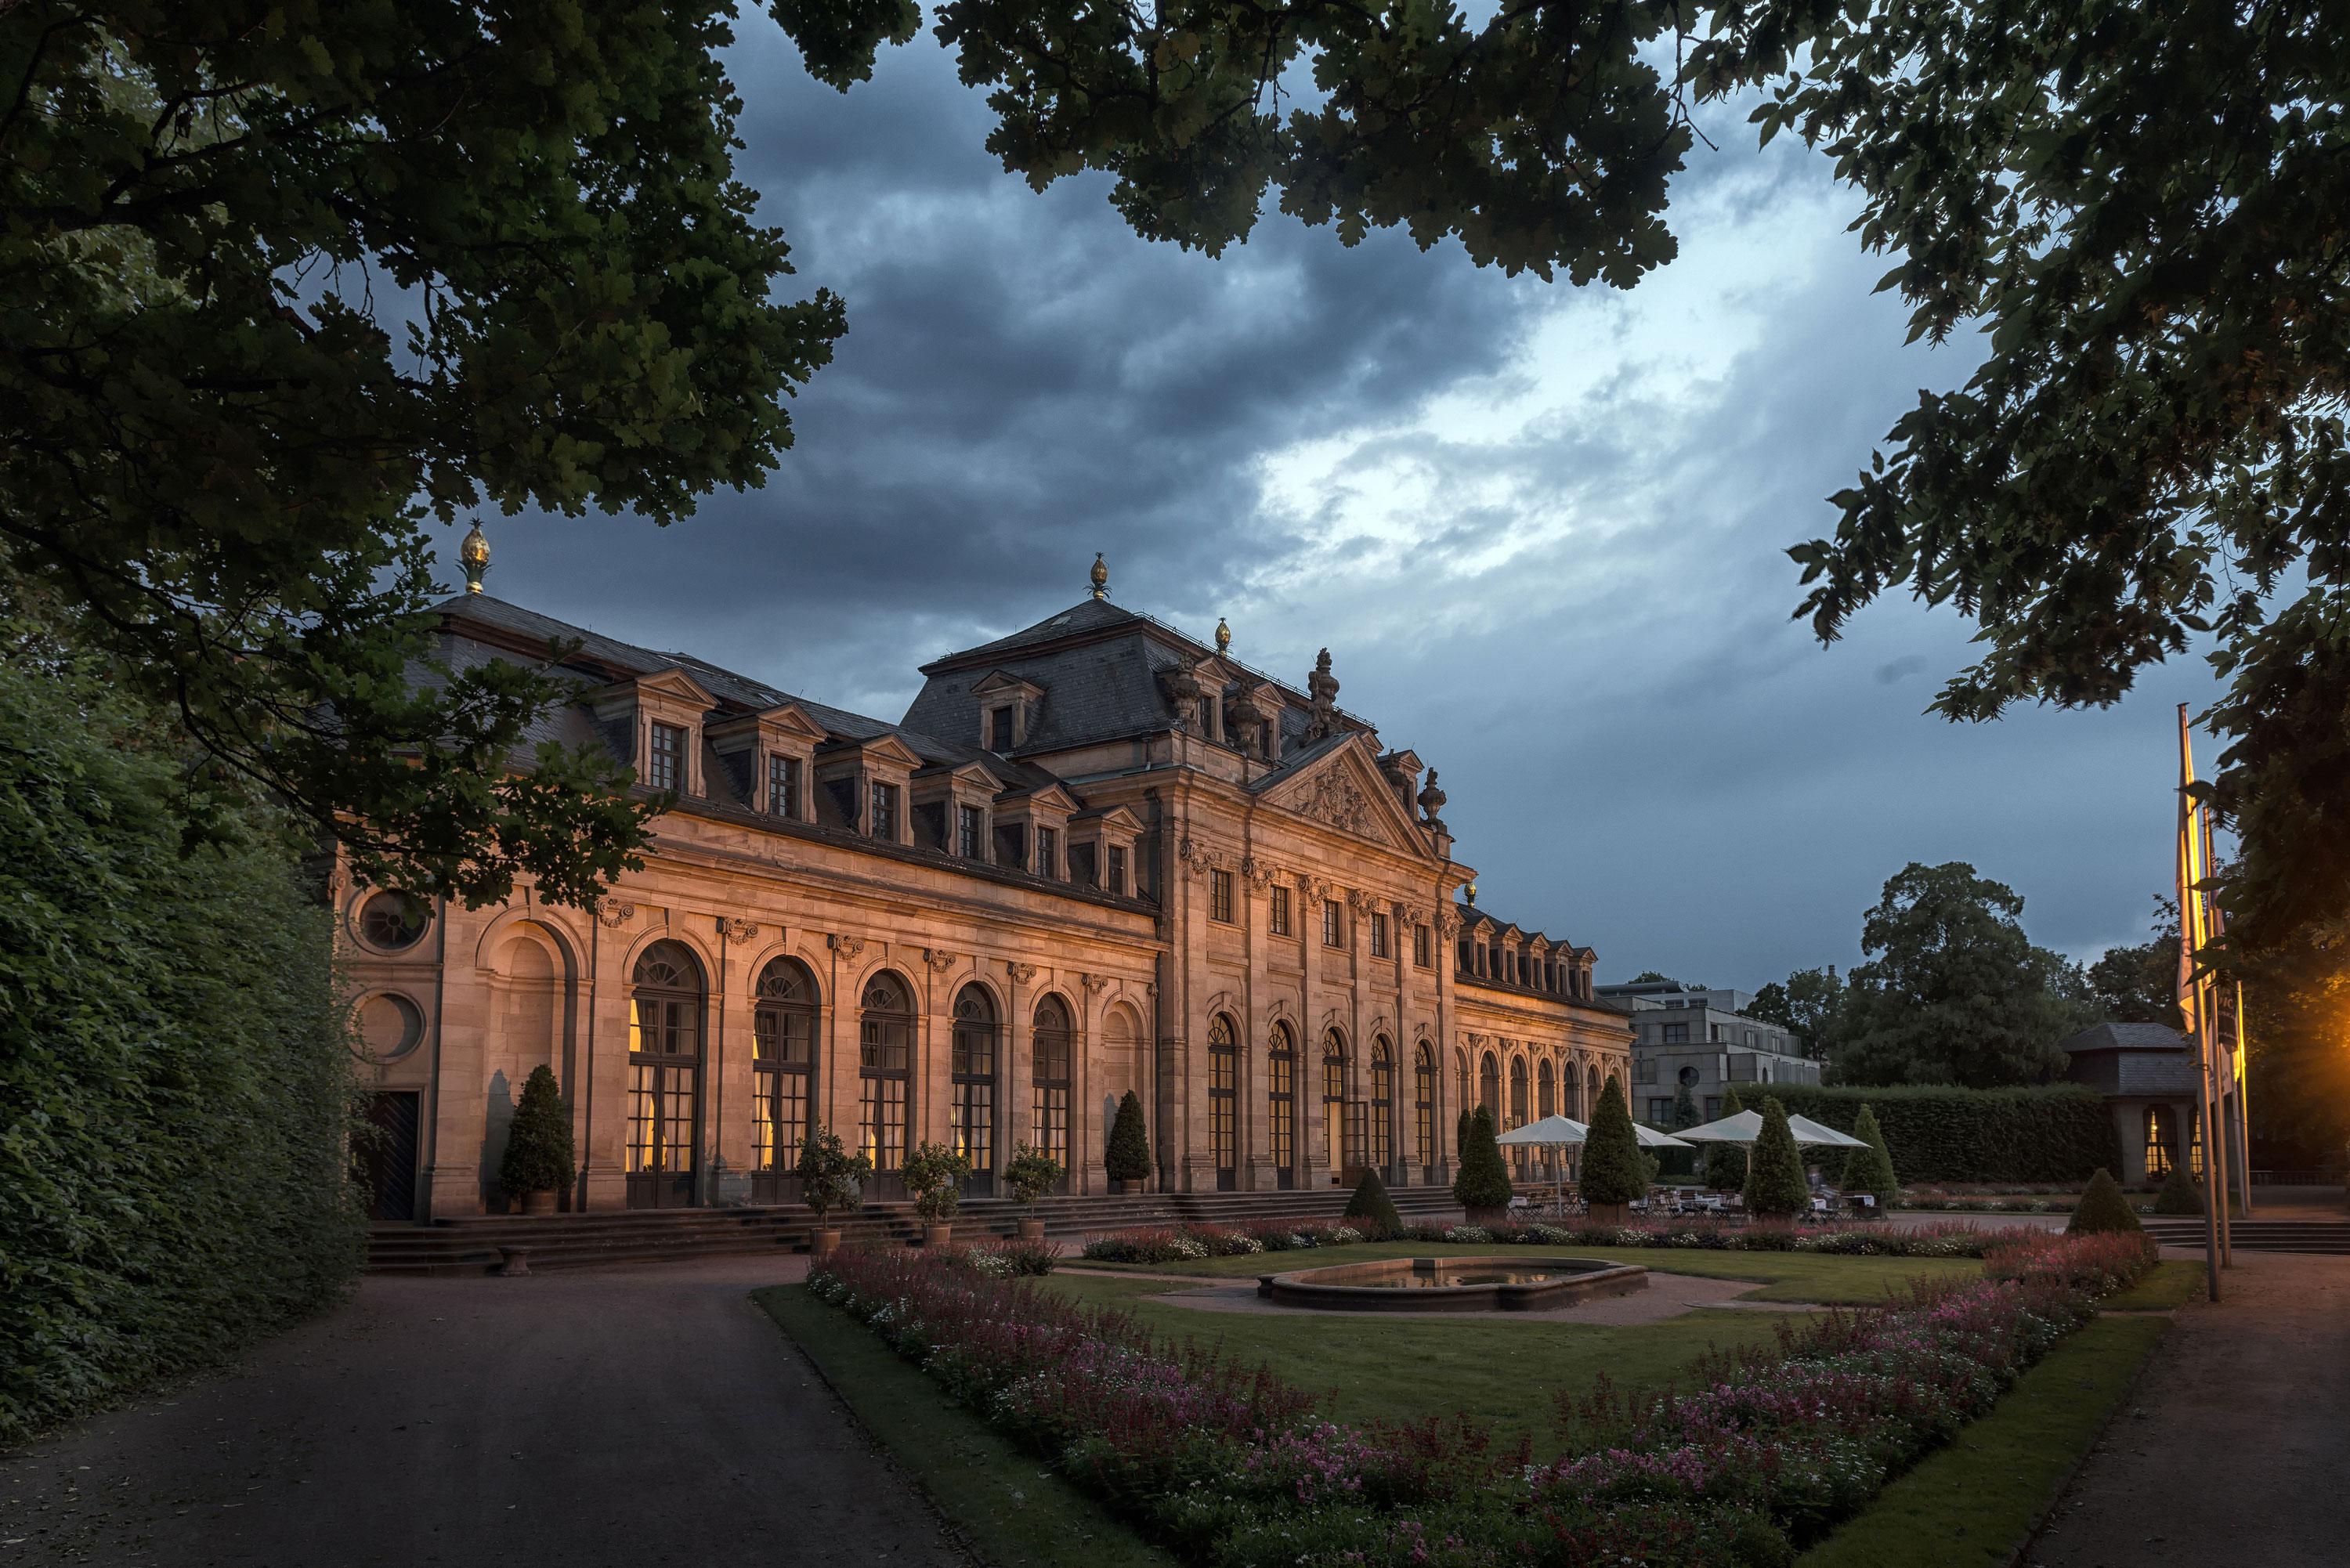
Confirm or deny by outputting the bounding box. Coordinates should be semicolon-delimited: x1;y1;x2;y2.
1214;616;1231;655
1089;551;1108;600
1463;880;1478;907
459;522;491;595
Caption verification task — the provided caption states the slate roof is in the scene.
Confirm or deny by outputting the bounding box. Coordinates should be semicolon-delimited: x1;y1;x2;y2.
2059;1021;2200;1099
1458;904;1595;961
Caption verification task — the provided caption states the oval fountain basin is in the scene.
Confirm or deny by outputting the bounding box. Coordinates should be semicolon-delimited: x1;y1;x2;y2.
1257;1255;1648;1312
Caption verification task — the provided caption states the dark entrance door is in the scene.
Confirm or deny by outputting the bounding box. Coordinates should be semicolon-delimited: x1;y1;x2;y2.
362;1092;420;1220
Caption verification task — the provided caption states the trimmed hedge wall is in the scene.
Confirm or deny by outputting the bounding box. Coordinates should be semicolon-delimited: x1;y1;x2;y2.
0;641;364;1443
1759;1084;2123;1184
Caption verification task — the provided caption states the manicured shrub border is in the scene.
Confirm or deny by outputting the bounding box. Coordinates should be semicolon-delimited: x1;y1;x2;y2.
1079;1216;2010;1265
812;1230;2153;1566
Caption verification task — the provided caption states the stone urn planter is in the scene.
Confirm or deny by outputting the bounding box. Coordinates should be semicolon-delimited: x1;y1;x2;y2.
1016;1217;1047;1243
519;1189;557;1216
1466;1206;1509;1227
809;1228;842;1259
1115;1178;1144;1196
1588;1202;1630;1227
922;1222;953;1248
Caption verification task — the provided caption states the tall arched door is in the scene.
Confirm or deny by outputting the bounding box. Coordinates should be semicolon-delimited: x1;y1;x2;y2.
627;941;704;1209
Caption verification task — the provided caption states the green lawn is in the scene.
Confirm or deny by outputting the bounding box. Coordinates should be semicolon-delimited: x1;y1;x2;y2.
2100;1259;2205;1311
1069;1241;1983;1303
756;1284;1177;1568
1799;1312;2172;1567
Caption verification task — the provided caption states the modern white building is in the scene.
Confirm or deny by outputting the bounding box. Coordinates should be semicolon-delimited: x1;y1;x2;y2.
1599;980;1822;1126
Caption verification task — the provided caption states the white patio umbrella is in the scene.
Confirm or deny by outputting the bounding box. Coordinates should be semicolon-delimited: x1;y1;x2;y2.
1495;1115;1696;1150
1671;1109;1868;1149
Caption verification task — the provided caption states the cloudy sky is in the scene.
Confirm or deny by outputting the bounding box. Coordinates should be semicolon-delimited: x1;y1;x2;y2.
456;17;2217;989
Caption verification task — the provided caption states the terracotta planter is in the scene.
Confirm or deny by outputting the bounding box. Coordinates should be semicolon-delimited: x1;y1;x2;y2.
1016;1217;1047;1243
809;1228;841;1258
520;1189;557;1216
1588;1202;1630;1227
1114;1178;1144;1196
1466;1206;1509;1227
922;1222;953;1248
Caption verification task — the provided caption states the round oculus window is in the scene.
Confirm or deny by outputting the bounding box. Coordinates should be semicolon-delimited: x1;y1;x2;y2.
356;992;425;1060
1678;1065;1701;1087
358;890;429;952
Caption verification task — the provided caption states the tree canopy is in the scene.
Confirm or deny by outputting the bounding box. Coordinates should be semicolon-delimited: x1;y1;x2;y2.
1831;862;2095;1089
1746;966;1846;1058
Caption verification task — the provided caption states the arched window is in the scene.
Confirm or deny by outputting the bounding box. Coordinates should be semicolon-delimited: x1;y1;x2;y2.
1267;1021;1296;1186
1209;1013;1238;1188
950;984;998;1179
2145;1105;2178;1179
1453;1048;1470;1131
1480;1051;1500;1118
1413;1042;1436;1171
1562;1059;1582;1120
1322;1029;1347;1173
859;972;914;1178
1509;1057;1528;1129
752;957;818;1190
1032;995;1073;1176
1369;1036;1394;1171
627;941;703;1208
1537;1058;1556;1121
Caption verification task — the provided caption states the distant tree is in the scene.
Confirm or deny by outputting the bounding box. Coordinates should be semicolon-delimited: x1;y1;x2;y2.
1743;1098;1809;1218
1704;1086;1749;1190
1581;1075;1649;1208
1452;1107;1513;1213
2088;901;2182;1026
1746;966;1848;1060
2066;1169;2144;1236
1671;1082;1698;1129
1629;971;1701;988
1838;1103;1899;1205
1831;863;2096;1089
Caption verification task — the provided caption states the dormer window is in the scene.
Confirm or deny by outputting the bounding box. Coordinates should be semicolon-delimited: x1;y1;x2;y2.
647;723;685;792
957;803;985;858
989;706;1014;751
1107;844;1127;894
1036;826;1059;880
868;782;898;840
768;754;800;818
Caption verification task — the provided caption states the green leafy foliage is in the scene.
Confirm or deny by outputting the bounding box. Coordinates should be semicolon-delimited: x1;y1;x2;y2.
2066;1170;2144;1237
902;1141;971;1222
1580;1074;1648;1206
1745;966;1846;1059
497;1064;574;1198
1106;1091;1152;1183
2154;1162;2204;1217
0;632;364;1444
2088;903;2182;1026
1752;1085;2122;1186
1832;863;2096;1088
1704;1086;1750;1190
1690;0;2350;965
1744;1099;1810;1217
796;1125;873;1221
2;1;842;908
1452;1107;1513;1212
1004;1141;1064;1205
1342;1168;1401;1234
1837;1103;1899;1204
1671;1082;1698;1129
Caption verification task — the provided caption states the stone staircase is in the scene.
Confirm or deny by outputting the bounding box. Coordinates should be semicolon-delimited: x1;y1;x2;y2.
367;1184;1464;1276
2142;1216;2350;1255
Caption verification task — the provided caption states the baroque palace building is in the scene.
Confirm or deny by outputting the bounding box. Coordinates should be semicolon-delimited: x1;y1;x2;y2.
344;551;1632;1219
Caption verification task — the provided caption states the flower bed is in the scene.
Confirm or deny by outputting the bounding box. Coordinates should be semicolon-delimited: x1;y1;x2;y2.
1079;1216;2005;1265
811;1228;2153;1566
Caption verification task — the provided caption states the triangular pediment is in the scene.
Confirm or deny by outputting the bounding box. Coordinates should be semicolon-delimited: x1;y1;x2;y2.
759;702;830;743
634;666;716;706
1260;738;1428;854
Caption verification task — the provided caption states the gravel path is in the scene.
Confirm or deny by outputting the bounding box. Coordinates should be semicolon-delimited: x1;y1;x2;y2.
0;1256;971;1568
2027;1250;2350;1567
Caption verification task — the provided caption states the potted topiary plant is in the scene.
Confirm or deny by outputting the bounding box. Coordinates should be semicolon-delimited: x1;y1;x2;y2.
499;1064;573;1215
1004;1141;1063;1241
1344;1167;1402;1237
1452;1106;1513;1223
1580;1075;1647;1225
1106;1091;1152;1194
796;1125;870;1257
1743;1097;1810;1219
902;1141;970;1247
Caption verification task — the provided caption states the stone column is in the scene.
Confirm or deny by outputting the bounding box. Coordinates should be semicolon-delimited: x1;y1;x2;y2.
824;932;867;1165
579;903;640;1212
1002;960;1037;1190
710;916;759;1207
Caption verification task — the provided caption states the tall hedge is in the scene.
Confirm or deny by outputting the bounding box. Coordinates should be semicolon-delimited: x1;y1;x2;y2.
0;641;363;1443
1748;1084;2122;1184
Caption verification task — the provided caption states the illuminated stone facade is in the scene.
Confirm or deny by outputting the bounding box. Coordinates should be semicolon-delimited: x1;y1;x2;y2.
344;572;1632;1217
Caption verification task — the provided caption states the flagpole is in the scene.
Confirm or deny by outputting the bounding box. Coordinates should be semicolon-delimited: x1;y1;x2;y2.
2178;704;2222;1301
2197;750;2238;1259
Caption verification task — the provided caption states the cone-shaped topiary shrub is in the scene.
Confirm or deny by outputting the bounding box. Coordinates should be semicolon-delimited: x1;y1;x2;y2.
1704;1086;1748;1190
1456;1106;1475;1167
1344;1167;1402;1234
498;1064;574;1198
1581;1075;1649;1206
1744;1097;1810;1217
1839;1102;1900;1204
1106;1091;1152;1183
2068;1167;2145;1234
2154;1160;2204;1216
1452;1106;1513;1211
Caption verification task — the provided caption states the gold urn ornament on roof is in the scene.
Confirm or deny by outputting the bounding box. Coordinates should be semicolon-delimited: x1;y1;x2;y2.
1090;551;1108;599
458;522;491;594
1214;616;1231;655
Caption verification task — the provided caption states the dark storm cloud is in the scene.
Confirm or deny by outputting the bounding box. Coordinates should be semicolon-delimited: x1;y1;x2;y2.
457;23;2212;985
